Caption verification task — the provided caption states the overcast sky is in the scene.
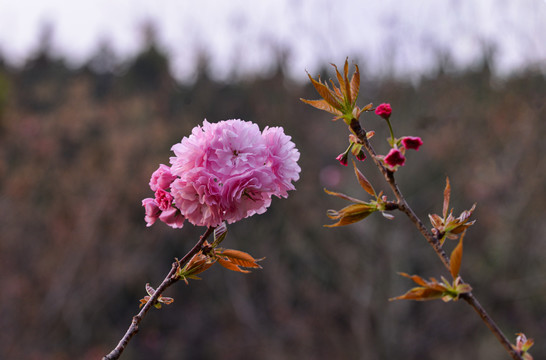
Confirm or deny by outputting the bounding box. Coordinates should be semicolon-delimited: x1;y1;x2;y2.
0;0;545;81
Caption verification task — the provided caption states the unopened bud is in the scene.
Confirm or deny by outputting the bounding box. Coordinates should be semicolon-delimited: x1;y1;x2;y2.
375;103;392;120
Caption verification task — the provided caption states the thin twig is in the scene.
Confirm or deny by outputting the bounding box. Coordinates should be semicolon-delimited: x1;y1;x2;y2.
102;226;215;360
350;119;522;360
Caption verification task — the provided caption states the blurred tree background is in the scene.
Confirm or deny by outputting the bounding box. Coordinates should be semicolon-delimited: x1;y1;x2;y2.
0;27;544;360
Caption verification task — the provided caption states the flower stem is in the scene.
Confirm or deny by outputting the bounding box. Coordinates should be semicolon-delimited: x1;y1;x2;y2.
102;226;215;360
349;118;522;360
385;118;395;145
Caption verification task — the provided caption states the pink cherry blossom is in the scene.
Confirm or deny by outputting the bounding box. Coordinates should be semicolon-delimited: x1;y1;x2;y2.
159;207;185;228
149;164;177;191
169;122;214;176
146;119;300;229
155;188;174;211
221;168;277;223
375;103;392;119
401;136;423;151
170;168;225;227
142;198;161;227
384;148;406;169
262;126;301;197
206;119;268;177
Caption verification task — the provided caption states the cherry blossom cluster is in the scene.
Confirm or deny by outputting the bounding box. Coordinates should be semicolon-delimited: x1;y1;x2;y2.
142;119;300;228
374;103;423;171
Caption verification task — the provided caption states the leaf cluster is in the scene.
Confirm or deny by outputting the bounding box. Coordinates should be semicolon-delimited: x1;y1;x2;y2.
139;283;175;309
175;224;263;285
429;178;476;245
300;58;371;124
513;333;534;360
324;161;397;227
391;230;470;302
389;272;472;302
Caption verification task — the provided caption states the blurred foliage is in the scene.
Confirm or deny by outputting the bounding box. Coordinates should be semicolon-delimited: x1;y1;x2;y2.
0;33;544;360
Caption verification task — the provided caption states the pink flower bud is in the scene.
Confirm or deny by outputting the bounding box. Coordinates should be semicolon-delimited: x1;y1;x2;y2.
351;143;366;161
336;152;349;166
149;164;177;191
375;103;392;120
142;198;160;227
384;148;406;169
401;136;423;151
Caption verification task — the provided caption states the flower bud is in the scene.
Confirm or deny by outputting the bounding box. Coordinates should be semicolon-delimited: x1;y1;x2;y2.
336;151;349;166
142;198;160;227
401;136;423;151
384;148;406;169
350;143;366;161
375;103;392;120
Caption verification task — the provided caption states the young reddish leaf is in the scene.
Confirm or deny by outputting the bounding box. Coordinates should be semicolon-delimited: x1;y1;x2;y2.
324;188;366;204
450;231;465;279
513;333;534;360
140;284;174;308
330;79;343;99
349;64;360;104
361;103;373;112
216;257;251;273
443;177;451;219
325;203;376;227
398;272;429;287
390;273;448;301
389;286;445;301
177;252;215;283
158;296;174;305
450;221;475;234
460;203;476;221
343;59;352;105
450;204;477;234
139;296;151;308
145;283;156;297
219;249;263;269
353;160;375;196
428;213;443;229
306;73;342;110
392;272;472;303
332;63;348;103
300;98;343;119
